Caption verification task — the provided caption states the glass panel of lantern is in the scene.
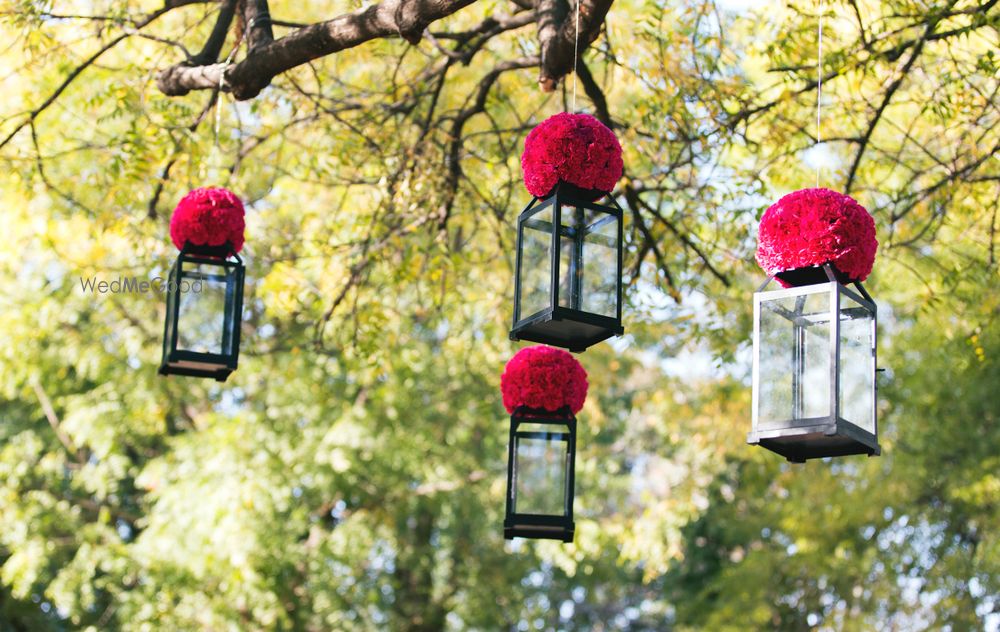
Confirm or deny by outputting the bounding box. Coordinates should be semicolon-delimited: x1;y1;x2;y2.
748;269;879;462
504;407;576;542
160;242;245;382
511;183;624;353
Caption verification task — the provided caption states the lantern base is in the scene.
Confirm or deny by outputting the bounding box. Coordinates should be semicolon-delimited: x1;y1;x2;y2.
159;353;236;382
747;417;880;463
504;516;575;543
510;307;623;353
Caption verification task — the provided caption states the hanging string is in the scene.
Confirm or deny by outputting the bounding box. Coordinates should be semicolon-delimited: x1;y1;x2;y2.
211;18;255;175
815;0;824;188
571;0;581;112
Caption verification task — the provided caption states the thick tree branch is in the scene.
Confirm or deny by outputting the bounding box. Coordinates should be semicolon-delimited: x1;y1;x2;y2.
536;0;569;89
536;0;614;91
157;0;479;100
242;0;275;52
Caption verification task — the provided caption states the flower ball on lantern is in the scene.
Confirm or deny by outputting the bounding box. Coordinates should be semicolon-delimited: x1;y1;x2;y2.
501;345;588;542
511;113;625;353
159;187;246;382
748;188;880;462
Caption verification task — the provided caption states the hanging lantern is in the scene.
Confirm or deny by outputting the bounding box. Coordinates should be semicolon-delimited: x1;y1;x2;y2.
500;345;588;542
748;188;881;461
511;113;625;353
159;188;246;382
505;406;576;541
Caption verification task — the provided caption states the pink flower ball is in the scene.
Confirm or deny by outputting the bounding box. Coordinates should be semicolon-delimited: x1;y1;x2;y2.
520;113;623;198
756;188;878;283
169;187;246;252
501;345;589;414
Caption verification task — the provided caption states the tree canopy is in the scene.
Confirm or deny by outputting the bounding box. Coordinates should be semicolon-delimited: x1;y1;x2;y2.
0;0;998;629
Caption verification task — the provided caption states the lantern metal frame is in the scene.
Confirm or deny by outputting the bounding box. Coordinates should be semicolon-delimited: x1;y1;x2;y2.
159;241;244;382
504;405;576;542
510;182;624;353
748;264;880;462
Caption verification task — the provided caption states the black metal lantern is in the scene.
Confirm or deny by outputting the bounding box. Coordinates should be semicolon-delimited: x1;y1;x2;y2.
510;182;624;353
748;264;879;462
504;406;576;542
159;241;244;382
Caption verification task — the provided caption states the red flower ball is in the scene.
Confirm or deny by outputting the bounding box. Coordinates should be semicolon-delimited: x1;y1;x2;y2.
169;187;246;252
501;345;588;414
756;188;877;283
520;113;623;198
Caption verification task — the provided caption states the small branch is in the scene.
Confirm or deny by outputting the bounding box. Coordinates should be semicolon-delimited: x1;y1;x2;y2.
844;17;936;193
0;1;205;150
624;188;680;301
990;187;998;267
30;378;83;464
190;0;238;65
627;185;731;288
413;471;487;495
440;56;538;229
576;59;611;127
148;93;218;219
731;6;994;132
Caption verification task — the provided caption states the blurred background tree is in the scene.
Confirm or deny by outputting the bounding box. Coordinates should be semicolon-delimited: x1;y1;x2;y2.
0;0;997;629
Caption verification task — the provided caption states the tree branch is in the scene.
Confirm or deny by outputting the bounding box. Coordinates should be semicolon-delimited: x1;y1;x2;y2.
190;0;238;65
537;0;614;91
0;0;208;151
576;59;611;127
536;0;569;90
844;16;938;193
730;5;995;131
627;185;731;288
242;0;275;52
157;0;479;99
440;57;539;229
30;378;83;465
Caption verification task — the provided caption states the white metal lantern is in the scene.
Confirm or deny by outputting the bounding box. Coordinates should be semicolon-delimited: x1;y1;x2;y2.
748;264;879;462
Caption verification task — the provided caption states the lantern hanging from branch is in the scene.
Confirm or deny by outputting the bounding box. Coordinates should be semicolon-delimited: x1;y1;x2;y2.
159;187;246;382
500;345;588;542
748;188;881;462
511;113;625;353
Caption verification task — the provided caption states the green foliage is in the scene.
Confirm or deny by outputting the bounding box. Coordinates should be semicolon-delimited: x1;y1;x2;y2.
0;0;997;629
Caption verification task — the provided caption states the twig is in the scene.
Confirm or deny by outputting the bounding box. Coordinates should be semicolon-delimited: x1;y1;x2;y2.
30;378;83;464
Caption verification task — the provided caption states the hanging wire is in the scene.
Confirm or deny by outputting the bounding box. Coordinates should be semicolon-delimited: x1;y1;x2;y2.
210;18;255;179
815;0;824;188
571;0;581;112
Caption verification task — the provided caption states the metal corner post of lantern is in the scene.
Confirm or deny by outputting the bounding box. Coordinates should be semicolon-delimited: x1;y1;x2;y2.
510;182;624;353
504;405;577;542
159;241;245;382
748;263;880;462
